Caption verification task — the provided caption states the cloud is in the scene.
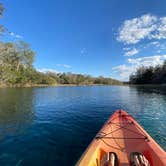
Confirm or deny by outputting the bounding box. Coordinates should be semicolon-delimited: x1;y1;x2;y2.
149;41;161;47
128;55;166;67
143;41;166;53
37;68;60;73
123;47;130;51
56;64;71;68
112;65;135;80
117;14;157;44
9;32;23;39
80;48;87;55
117;14;166;44
112;55;166;81
124;48;139;56
151;17;166;39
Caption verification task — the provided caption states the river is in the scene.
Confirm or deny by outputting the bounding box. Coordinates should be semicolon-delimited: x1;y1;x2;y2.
0;85;165;165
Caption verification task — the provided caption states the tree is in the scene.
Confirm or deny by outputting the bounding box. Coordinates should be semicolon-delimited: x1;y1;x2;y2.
14;41;35;71
130;61;166;84
0;41;35;84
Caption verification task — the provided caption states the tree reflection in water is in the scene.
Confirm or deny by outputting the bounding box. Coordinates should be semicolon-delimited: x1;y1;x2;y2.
0;88;35;140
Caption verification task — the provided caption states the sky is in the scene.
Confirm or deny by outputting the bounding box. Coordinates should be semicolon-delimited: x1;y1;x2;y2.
1;0;166;81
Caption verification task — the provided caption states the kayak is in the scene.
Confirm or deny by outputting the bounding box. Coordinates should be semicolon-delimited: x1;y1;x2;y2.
76;110;166;166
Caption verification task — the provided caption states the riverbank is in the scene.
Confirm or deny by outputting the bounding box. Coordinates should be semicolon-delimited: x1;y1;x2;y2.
1;83;166;89
0;83;124;88
0;84;53;88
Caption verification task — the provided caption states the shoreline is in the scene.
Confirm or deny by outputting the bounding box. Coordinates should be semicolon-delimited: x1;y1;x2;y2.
1;84;166;89
0;83;124;88
1;83;165;88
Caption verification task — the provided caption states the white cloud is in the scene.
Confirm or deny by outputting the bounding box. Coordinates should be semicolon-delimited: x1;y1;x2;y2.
112;55;166;81
128;55;166;67
117;14;166;44
37;68;60;73
117;14;157;44
149;41;160;47
9;32;23;39
151;17;166;39
56;64;71;68
112;65;136;80
143;41;166;52
124;48;139;56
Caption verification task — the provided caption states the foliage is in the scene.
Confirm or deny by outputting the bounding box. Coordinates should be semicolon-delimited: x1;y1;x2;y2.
129;60;166;84
0;41;35;85
43;72;122;85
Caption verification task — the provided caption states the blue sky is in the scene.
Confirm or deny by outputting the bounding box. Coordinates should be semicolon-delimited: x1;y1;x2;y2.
1;0;166;80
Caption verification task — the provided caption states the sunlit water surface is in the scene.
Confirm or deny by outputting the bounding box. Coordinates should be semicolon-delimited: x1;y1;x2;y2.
0;85;165;165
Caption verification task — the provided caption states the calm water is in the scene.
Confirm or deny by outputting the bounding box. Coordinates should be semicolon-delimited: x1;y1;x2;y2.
0;85;165;165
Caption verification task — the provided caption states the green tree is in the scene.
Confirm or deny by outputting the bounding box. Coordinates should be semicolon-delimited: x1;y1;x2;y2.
130;61;166;84
0;41;35;84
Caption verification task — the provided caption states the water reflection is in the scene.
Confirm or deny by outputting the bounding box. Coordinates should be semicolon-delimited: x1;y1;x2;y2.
0;86;165;166
128;85;166;150
0;88;34;139
130;85;166;95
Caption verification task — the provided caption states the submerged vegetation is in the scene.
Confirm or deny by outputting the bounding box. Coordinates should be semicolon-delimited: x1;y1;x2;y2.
130;60;166;84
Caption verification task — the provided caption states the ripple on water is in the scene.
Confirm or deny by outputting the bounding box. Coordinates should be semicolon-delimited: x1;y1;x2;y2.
0;85;165;166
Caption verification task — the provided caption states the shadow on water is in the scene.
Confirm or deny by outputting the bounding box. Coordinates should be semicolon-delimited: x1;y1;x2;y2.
130;85;166;95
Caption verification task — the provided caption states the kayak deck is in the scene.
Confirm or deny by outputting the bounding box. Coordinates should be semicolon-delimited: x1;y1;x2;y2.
76;110;166;166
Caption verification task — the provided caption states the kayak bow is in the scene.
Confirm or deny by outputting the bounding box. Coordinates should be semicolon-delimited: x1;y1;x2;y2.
76;110;166;166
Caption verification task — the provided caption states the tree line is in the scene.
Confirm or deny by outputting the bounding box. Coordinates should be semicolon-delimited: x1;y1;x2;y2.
0;41;122;86
129;60;166;84
45;72;123;85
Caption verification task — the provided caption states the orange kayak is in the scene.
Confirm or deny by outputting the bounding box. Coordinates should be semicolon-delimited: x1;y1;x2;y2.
76;110;166;166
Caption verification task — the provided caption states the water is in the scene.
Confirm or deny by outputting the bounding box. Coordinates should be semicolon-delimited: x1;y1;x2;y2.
0;85;165;165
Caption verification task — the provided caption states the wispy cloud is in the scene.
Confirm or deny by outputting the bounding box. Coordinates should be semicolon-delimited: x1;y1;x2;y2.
56;64;71;68
112;65;135;81
9;32;23;39
123;47;130;51
144;41;162;49
124;48;139;56
37;68;60;73
117;14;166;44
149;41;161;47
152;17;166;39
127;55;166;66
80;48;87;55
112;55;166;81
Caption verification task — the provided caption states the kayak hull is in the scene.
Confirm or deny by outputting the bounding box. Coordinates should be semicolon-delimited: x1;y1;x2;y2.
76;110;166;166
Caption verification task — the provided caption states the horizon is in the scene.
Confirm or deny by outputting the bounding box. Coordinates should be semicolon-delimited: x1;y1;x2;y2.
1;0;166;81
